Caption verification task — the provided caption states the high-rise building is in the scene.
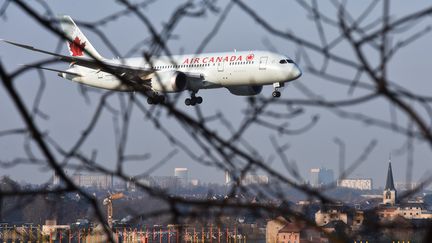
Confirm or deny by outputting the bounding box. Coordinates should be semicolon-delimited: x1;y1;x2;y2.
52;171;69;187
224;170;268;186
241;174;269;185
337;178;373;190
126;176;152;191
395;181;422;191
52;172;60;186
225;170;232;184
72;173;113;189
174;168;189;186
309;167;334;187
190;179;199;186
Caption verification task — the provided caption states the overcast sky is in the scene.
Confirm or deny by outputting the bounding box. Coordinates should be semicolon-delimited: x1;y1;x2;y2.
1;1;431;189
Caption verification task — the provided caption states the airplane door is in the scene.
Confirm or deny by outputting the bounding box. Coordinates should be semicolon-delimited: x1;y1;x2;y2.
259;56;268;70
217;61;224;72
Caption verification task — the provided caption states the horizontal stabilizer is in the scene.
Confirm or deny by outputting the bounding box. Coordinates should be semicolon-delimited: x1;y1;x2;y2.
24;65;82;77
2;39;65;58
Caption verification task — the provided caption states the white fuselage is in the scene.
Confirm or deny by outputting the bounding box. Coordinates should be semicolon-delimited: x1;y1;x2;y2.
64;50;302;92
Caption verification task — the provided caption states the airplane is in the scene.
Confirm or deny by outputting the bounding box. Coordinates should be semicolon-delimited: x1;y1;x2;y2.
2;15;302;106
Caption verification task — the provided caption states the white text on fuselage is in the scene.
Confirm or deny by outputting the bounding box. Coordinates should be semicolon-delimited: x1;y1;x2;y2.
182;54;254;64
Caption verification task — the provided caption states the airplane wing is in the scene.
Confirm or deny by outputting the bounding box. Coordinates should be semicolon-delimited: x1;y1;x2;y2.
1;40;154;80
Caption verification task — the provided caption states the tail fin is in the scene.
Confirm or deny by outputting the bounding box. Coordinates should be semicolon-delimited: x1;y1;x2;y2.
59;15;103;59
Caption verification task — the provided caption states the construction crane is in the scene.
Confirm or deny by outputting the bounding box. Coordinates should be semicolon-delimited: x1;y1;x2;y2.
103;192;124;228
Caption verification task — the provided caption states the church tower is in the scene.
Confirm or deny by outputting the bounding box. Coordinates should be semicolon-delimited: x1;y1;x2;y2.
383;162;397;205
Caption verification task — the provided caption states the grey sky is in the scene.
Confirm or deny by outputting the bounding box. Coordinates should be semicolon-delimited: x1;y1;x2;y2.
1;1;431;188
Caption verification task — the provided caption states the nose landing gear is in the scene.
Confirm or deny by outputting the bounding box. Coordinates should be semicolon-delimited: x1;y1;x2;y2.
272;82;284;98
185;92;203;106
272;90;281;98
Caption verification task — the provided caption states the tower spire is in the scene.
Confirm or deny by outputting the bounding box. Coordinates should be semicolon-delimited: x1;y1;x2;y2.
385;161;395;190
383;157;397;205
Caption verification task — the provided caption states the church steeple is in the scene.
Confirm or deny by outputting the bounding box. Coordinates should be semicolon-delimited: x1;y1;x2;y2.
383;160;397;205
385;162;396;190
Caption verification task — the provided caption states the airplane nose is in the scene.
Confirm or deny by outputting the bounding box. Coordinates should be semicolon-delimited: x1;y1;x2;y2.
293;65;302;79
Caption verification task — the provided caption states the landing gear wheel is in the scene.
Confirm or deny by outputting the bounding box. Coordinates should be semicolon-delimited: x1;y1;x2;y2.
190;98;197;106
185;92;203;106
157;95;165;104
185;98;191;106
148;95;165;105
272;91;281;98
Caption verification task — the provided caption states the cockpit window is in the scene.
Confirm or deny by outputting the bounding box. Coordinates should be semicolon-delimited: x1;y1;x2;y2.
280;59;295;64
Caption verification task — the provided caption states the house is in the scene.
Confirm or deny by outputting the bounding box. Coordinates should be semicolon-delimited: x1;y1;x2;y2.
266;216;288;243
315;204;349;226
277;222;301;243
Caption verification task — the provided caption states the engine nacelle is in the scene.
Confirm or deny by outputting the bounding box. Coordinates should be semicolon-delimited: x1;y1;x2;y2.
227;85;263;96
150;71;187;93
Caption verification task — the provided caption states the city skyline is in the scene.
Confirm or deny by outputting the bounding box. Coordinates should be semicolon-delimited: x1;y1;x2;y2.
4;160;425;191
1;2;432;188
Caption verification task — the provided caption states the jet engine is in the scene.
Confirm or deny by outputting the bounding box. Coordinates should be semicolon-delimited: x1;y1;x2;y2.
226;85;263;96
150;71;187;92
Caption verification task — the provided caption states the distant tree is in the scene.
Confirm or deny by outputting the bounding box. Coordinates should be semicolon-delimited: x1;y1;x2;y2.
0;177;24;222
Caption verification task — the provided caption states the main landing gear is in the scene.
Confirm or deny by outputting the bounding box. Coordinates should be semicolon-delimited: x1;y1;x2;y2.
272;82;284;98
147;94;165;105
185;93;203;106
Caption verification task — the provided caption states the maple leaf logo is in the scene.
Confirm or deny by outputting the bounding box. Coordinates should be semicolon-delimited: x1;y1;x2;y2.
246;54;254;61
69;37;86;56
